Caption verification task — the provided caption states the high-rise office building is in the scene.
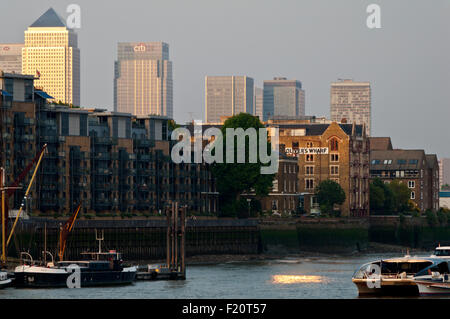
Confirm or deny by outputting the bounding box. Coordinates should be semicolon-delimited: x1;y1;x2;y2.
254;87;263;121
439;158;450;189
205;76;254;123
0;44;24;74
262;77;305;122
114;42;173;118
330;79;371;135
22;8;80;106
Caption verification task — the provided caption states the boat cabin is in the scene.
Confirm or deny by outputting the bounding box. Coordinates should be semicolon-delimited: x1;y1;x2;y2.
415;260;450;277
432;246;450;257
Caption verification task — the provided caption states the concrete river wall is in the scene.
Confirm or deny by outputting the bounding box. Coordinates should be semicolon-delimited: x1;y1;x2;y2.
6;216;450;261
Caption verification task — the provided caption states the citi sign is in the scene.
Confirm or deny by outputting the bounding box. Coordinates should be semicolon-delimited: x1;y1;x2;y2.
134;43;147;52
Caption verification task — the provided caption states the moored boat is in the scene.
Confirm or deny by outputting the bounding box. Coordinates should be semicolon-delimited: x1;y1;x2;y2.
352;256;433;296
13;251;137;288
352;246;450;296
414;259;450;295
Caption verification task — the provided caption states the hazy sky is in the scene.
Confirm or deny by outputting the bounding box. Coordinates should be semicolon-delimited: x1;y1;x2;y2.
1;0;449;158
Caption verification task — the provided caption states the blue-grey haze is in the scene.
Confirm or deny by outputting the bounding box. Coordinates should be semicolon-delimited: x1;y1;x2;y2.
1;0;449;157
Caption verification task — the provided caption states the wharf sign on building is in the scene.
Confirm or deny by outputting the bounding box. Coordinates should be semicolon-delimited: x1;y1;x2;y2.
285;147;329;156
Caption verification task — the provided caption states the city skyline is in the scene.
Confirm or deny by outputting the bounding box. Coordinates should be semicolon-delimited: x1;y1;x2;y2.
0;1;449;159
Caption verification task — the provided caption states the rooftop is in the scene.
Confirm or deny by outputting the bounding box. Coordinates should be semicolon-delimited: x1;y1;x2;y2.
30;8;66;28
370;137;393;151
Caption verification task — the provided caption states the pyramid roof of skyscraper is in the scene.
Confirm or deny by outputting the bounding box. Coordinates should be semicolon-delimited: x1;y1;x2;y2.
30;8;66;27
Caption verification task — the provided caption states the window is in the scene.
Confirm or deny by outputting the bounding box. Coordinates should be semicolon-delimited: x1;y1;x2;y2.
306;154;314;162
330;154;339;162
305;178;314;190
409;159;419;165
307;142;313;148
408;181;415;188
397;159;407;165
410;191;415;199
305;166;314;175
330;138;339;151
371;159;381;165
383;159;392;165
330;165;339;175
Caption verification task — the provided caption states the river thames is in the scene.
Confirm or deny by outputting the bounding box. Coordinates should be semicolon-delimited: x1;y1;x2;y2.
1;254;447;299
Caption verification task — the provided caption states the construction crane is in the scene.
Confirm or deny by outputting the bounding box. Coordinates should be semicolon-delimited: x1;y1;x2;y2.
1;144;47;266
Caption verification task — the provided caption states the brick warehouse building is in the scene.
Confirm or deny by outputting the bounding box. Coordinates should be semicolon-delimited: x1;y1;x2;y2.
369;137;439;212
0;71;218;216
266;119;370;217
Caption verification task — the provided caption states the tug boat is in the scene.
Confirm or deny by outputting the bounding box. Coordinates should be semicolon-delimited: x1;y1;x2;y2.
14;206;136;288
352;246;450;296
13;250;137;288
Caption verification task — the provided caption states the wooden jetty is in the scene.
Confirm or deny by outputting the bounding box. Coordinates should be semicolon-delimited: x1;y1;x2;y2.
136;201;186;280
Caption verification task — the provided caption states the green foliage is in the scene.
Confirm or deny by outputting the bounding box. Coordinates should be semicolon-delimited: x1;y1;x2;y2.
370;178;395;213
437;208;449;225
399;213;406;225
168;119;179;132
426;209;438;227
369;181;385;211
211;113;275;206
388;180;412;213
315;180;346;215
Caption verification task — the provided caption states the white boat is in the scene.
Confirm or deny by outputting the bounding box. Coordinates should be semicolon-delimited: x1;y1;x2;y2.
0;271;12;289
352;256;434;296
353;246;450;296
414;259;450;295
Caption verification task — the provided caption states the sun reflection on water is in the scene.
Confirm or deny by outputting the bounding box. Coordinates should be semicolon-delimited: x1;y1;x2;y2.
272;275;324;284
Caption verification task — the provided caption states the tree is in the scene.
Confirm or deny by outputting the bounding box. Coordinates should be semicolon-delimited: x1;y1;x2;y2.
369;182;385;211
168;119;179;132
388;179;411;213
315;179;346;215
210;113;275;216
370;178;395;213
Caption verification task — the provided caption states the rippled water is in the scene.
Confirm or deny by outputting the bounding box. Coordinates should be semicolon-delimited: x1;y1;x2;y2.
1;254;447;299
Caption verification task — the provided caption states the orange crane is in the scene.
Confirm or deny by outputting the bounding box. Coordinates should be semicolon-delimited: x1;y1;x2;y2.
57;203;81;261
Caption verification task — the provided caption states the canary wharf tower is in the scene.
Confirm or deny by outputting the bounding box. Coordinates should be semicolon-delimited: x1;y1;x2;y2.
114;42;173;118
22;8;80;106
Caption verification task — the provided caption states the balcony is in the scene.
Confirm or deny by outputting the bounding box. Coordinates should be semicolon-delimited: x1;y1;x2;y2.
40;135;58;143
135;139;155;148
92;153;111;161
1;117;12;125
93;168;111;175
71;167;88;176
92;137;118;145
94;182;112;190
137;154;152;161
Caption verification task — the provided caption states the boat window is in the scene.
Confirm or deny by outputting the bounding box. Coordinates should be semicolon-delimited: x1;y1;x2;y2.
437;262;450;274
381;261;433;275
435;249;450;256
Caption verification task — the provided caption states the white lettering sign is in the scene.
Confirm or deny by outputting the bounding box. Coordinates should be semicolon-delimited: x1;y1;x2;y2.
285;147;329;155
